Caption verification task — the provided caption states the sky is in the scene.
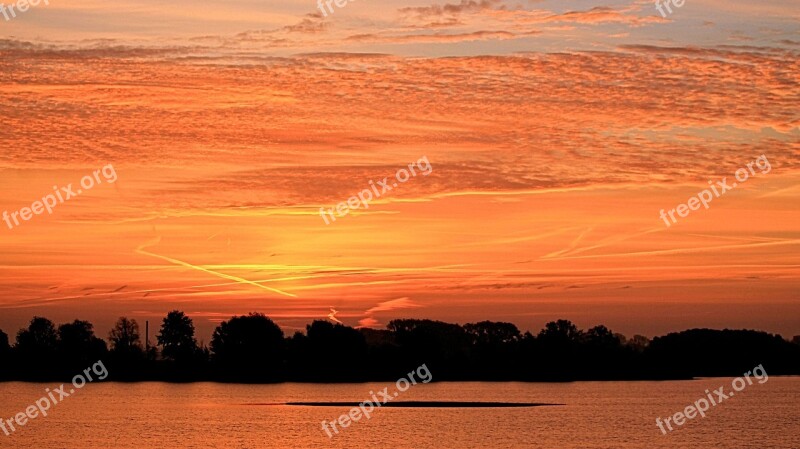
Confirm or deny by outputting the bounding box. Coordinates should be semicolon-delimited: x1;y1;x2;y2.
0;0;798;341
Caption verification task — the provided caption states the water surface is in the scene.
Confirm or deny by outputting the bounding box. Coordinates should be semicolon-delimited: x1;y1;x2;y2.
0;379;797;448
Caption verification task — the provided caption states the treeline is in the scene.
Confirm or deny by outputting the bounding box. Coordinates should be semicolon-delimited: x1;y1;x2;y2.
0;312;799;382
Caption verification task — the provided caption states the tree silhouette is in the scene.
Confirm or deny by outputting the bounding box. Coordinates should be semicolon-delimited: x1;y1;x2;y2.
579;325;634;380
464;321;522;379
300;320;368;381
0;328;8;355
16;317;58;358
534;320;585;379
627;334;651;352
210;313;284;379
465;321;521;345
645;328;800;378
388;319;471;379
14;317;59;377
0;329;7;380
58;320;107;368
157;310;198;362
584;325;622;347
0;328;8;366
538;319;583;344
109;317;144;358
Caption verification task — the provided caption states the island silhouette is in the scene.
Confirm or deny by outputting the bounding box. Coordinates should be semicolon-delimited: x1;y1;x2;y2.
1;311;798;383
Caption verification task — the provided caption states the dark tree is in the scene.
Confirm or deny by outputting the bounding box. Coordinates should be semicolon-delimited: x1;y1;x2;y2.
285;331;309;378
465;321;521;345
109;317;144;357
210;313;284;378
195;343;211;363
14;317;59;377
584;325;622;347
579;325;634;380
0;328;8;355
793;335;800;346
58;320;107;368
644;329;800;378
0;329;8;380
3;313;800;382
464;321;522;379
157;310;198;362
538;319;583;343
627;334;651;352
302;320;367;381
532;320;585;380
16;317;58;357
388;319;471;379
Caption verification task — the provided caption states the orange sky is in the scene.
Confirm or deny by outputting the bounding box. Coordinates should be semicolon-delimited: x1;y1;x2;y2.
0;0;798;340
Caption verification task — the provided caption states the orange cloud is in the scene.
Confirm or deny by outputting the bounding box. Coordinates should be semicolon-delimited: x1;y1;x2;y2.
0;40;798;339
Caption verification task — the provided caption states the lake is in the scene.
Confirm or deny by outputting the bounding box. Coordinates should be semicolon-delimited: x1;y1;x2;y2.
0;378;797;448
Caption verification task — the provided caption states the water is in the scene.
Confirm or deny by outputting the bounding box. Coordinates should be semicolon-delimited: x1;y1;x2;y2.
0;378;797;448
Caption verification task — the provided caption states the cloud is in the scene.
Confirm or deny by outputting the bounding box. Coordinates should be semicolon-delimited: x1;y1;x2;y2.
399;1;669;30
365;297;422;314
283;14;328;34
345;30;540;44
399;0;501;19
403;17;465;30
1;0;800;341
539;6;669;26
357;317;380;328
357;297;423;328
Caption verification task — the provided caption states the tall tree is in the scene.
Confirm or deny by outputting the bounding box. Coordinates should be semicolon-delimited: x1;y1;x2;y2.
109;317;143;356
14;317;59;377
157;310;198;362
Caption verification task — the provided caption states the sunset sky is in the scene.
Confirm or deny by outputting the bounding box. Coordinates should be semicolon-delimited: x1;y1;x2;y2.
0;0;798;341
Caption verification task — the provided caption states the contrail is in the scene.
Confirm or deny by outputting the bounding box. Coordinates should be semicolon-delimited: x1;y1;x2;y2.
328;308;343;324
135;238;296;298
